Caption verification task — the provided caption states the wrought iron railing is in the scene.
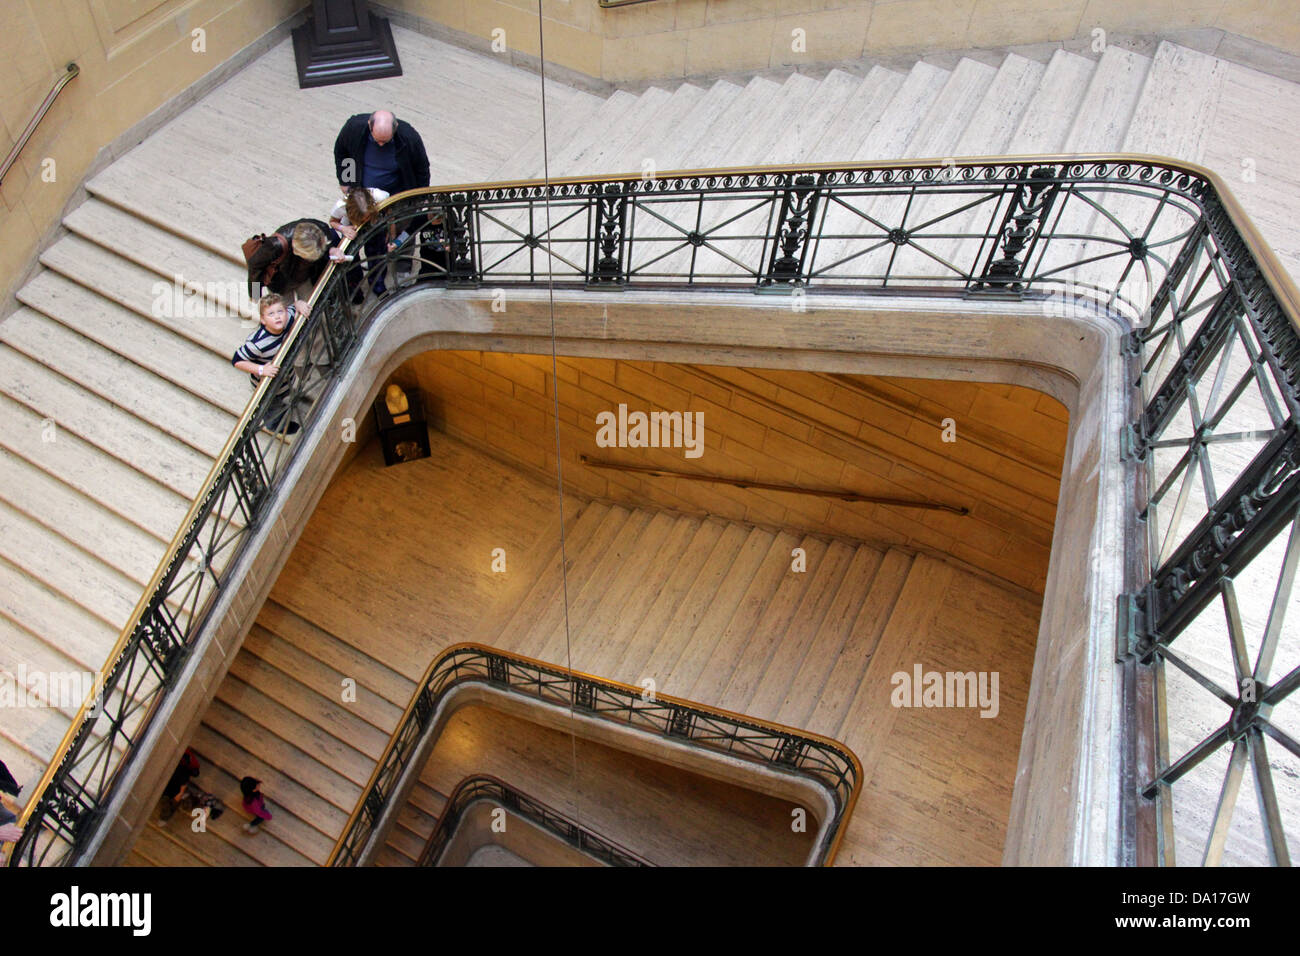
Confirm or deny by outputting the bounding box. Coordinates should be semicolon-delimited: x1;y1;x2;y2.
329;643;860;867
417;774;652;867
11;155;1300;866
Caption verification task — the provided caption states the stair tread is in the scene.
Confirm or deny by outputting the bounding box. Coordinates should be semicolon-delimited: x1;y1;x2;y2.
224;652;391;763
713;536;830;714
811;66;905;159
952;53;1047;157
170;753;333;864
129;823;217;867
0;346;213;502
579;513;702;681
743;539;857;720
837;554;957;778
613;82;708;174
0;393;193;541
39;235;245;359
649;524;773;697
1063;46;1152;152
0;555;119;672
0;445;167;586
1008;49;1095;153
192;719;350;840
858;61;951;160
495;87;608;180
554;508;661;664
906;58;999;159
518;504;633;663
256;599;416;708
690;77;783;170
536;508;653;666
62;198;256;320
0;499;139;630
776;543;885;729
241;624;405;733
605;517;727;685
1;308;236;458
212;673;375;791
485;501;612;653
811;548;915;738
685;529;805;705
1123;41;1228;162
655;79;745;171
17;270;248;416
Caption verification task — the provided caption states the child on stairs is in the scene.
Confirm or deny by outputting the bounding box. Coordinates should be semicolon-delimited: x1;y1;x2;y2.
240;777;272;835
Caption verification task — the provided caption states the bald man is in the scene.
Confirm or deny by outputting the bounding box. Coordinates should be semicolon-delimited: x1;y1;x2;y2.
334;109;430;198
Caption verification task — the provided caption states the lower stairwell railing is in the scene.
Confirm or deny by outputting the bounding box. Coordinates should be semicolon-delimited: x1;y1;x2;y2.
329;644;860;867
12;155;1300;866
417;774;652;867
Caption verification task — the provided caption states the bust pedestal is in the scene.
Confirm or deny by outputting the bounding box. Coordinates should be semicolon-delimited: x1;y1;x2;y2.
292;0;403;89
374;386;430;466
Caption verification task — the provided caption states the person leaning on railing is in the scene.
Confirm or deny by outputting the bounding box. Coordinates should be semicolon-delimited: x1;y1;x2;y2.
231;293;312;436
246;218;347;301
329;186;394;301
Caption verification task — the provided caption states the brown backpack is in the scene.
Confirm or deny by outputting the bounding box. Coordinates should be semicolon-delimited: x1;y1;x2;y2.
242;232;291;291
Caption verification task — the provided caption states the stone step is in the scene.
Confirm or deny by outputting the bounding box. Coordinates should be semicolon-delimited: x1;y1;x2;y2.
0;392;191;543
685;529;806;705
810;65;906;160
0;345;213;503
0;445;167;587
906;58;999;160
1009;49;1096;153
0;499;140;631
16;270;247;417
0;308;236;459
39;234;244;360
62;198;257;321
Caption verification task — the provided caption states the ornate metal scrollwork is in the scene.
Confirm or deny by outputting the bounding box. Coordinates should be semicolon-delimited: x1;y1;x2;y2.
1148;424;1300;641
973;166;1060;293
776;735;806;767
667;706;694;738
761;174;821;286
231;439;269;517
1140;288;1240;444
441;194;477;285
590;183;628;286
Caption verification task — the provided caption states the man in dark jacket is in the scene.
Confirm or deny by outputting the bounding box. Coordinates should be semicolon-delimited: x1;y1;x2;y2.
334;110;430;197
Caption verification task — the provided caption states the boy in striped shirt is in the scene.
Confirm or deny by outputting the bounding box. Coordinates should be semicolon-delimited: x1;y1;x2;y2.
232;293;311;435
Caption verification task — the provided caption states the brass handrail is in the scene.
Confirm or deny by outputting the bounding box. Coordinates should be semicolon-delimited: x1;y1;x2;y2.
14;152;1300;865
0;63;79;187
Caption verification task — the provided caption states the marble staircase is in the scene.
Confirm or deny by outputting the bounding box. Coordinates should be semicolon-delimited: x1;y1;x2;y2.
2;20;1299;860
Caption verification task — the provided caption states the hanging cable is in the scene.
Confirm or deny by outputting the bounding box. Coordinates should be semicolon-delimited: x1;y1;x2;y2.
533;1;584;836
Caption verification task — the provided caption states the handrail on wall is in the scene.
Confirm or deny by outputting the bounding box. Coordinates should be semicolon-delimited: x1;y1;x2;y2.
0;63;79;187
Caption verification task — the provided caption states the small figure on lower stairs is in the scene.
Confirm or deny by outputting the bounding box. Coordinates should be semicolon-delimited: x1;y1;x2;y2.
159;748;225;823
240;776;272;835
